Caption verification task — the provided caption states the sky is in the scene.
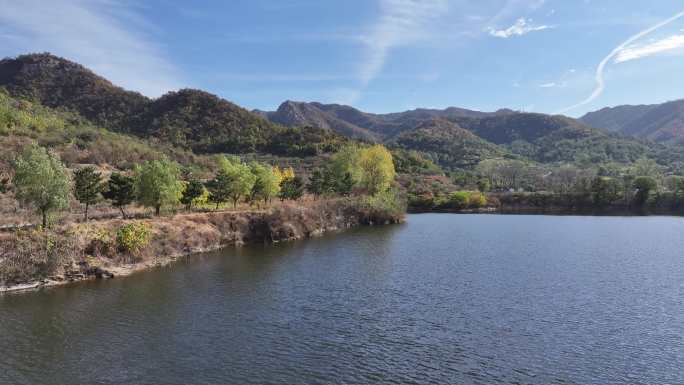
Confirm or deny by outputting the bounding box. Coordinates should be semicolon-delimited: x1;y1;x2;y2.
1;1;684;117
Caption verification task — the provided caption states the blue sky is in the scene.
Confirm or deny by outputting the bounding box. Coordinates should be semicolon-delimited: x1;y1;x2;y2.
1;1;684;117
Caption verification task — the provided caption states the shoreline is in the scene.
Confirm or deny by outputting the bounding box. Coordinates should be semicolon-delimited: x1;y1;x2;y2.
1;199;403;294
408;206;684;217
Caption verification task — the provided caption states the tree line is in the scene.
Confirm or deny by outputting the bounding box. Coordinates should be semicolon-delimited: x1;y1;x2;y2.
5;143;397;228
406;156;684;212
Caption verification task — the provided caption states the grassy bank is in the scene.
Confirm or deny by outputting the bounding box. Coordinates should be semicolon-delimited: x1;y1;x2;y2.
0;199;404;292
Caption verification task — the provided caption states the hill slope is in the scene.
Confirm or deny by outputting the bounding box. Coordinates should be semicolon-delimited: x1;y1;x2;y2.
453;113;651;164
391;118;507;169
261;101;513;140
580;99;684;143
0;53;346;156
262;100;664;167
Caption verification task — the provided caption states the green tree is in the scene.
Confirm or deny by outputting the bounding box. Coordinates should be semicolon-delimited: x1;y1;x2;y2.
220;157;256;208
591;177;622;207
13;144;71;228
631;158;662;179
250;163;280;204
334;171;355;196
477;179;490;192
181;179;204;210
307;168;326;199
206;169;232;210
134;158;183;215
102;173;135;219
328;144;362;187
358;145;396;195
73;166;103;221
665;176;684;196
449;191;470;210
279;176;305;201
633;176;657;207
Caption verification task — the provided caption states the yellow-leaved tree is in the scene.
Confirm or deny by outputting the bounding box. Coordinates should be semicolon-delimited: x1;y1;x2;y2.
358;145;396;196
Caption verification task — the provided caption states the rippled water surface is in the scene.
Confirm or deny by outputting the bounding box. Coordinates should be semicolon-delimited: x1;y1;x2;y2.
2;214;684;384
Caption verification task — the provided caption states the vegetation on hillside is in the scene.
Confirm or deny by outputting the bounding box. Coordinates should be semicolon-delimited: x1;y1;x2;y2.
0;54;348;157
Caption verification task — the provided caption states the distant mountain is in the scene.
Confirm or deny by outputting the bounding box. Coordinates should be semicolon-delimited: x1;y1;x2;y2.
0;53;346;156
580;99;684;144
262;101;379;141
260;101;513;140
391;118;506;169
262;100;655;166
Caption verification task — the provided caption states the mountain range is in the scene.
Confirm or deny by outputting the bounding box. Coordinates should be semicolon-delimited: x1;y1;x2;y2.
1;53;683;172
257;100;667;167
580;99;684;144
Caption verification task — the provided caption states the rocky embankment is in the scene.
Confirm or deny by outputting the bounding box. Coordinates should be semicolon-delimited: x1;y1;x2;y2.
0;199;403;293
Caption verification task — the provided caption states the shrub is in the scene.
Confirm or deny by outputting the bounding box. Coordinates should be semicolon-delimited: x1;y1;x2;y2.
449;191;470;209
116;222;151;253
468;191;487;208
358;188;406;224
0;230;73;285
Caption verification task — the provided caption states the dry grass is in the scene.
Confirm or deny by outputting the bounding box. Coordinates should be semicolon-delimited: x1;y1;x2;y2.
0;198;400;287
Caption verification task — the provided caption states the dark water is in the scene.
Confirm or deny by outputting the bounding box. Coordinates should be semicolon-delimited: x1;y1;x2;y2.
2;214;684;385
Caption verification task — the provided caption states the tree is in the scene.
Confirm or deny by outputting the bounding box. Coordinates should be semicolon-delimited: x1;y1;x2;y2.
665;176;684;196
633;176;657;207
279;176;305;201
73;166;103;221
307;168;326;199
103;173;135;219
250;163;280;204
134;158;183;215
328;144;363;187
206;169;231;210
221;157;256;208
13;144;71;228
181;179;204;210
477;179;490;192
449;191;469;210
631;158;662;179
334;171;355;196
358;145;396;196
591;177;622;207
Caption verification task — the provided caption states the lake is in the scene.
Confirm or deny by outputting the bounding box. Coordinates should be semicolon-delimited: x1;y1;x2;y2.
2;214;684;384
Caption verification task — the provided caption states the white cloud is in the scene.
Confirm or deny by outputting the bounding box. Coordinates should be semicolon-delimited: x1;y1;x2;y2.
614;34;684;63
0;0;182;97
358;0;449;89
559;10;684;114
488;18;552;38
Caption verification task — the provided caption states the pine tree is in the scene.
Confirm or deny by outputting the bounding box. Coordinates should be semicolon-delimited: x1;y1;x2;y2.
73;166;103;221
103;173;135;219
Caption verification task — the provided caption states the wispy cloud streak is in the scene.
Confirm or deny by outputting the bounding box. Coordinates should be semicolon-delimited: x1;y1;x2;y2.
560;10;684;114
348;0;448;103
614;34;684;63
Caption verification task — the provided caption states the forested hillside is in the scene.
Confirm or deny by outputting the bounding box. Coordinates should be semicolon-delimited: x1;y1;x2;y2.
391;118;507;169
260;99;684;172
581;99;684;144
0;53;347;157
